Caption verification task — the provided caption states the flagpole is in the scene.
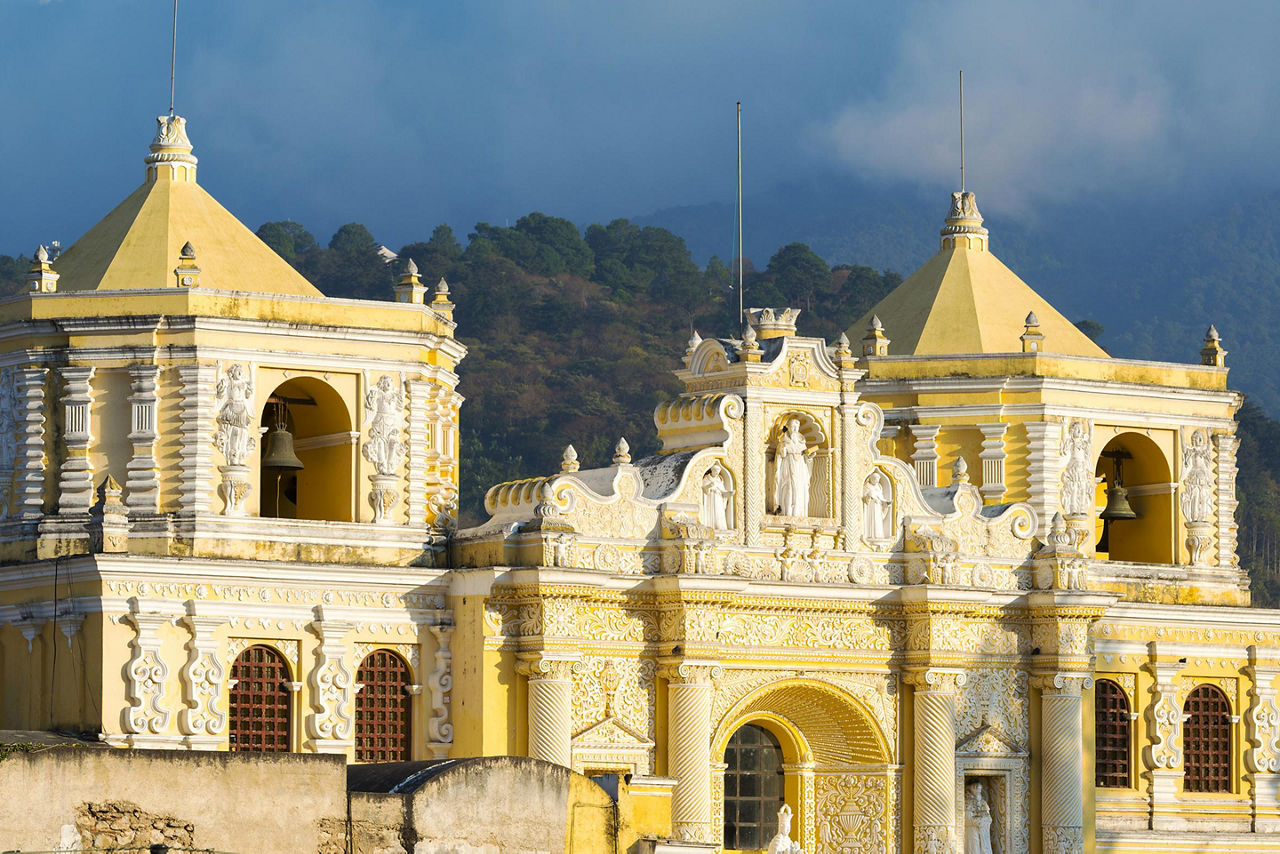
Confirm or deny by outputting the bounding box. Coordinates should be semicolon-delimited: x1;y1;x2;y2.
737;101;743;325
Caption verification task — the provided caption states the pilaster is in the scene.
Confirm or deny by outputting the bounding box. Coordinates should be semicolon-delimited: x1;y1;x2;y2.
119;598;175;743
305;607;356;754
56;366;95;513
977;422;1009;503
838;401;859;542
1034;672;1092;854
743;397;764;546
125;365;161;513
176;364;216;515
405;378;430;527
426;622;454;758
178;604;227;750
1143;646;1188;831
1214;431;1240;569
661;660;722;844
14;367;48;518
1246;646;1280;832
909;424;940;487
518;653;581;768
1026;421;1064;538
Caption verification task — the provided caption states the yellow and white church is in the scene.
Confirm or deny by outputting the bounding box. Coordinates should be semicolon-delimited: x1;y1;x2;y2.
1;110;1279;854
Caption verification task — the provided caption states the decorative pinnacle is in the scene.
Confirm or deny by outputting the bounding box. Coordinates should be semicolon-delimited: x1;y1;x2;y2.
534;481;561;519
837;331;851;349
405;258;419;276
561;444;580;473
613;437;631;465
435;277;449;295
953;455;969;484
1025;311;1040;327
35;245;49;263
687;330;702;350
870;315;883;331
743;323;758;346
180;241;196;259
1206;324;1220;341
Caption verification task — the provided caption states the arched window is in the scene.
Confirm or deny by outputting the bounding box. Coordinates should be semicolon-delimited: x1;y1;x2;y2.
724;724;785;851
355;649;412;763
1094;679;1131;787
228;645;291;753
1184;684;1232;793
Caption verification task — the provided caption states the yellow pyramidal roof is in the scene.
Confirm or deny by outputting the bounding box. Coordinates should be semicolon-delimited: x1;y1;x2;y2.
52;115;322;297
851;191;1107;358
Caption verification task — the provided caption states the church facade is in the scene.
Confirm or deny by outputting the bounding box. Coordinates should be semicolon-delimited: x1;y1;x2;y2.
1;113;1279;854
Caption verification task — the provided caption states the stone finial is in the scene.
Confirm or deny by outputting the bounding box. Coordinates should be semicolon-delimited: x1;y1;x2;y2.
1021;310;1045;353
406;257;419;276
837;331;851;348
1046;511;1074;549
688;330;702;350
534;481;561;519
394;260;427;305
1201;323;1227;367
435;277;449;296
35;244;49;263
613;437;631;465
430;277;455;324
743;323;758;346
940;189;989;251
28;245;60;293
180;241;196;259
561;444;580;473
145;114;198;183
952;455;969;485
174;240;201;287
861;315;890;357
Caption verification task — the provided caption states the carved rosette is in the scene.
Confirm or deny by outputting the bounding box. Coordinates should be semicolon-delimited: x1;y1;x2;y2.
306;612;356;750
427;623;454;757
121;603;172;736
178;612;227;743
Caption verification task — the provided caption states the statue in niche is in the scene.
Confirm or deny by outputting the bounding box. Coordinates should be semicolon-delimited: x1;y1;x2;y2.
766;804;803;854
1181;430;1214;524
862;470;892;541
214;363;254;467
773;418;814;517
701;460;732;530
964;781;995;854
1059;419;1093;516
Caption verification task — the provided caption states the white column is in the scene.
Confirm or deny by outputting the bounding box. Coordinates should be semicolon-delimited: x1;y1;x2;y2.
1036;673;1091;854
56;366;95;513
838;402;859;543
909;424;940;487
520;655;579;767
743;398;764;546
978;422;1010;503
176;364;216;515
664;662;721;843
1246;646;1280;833
1214;431;1240;569
306;608;356;754
14;368;48;518
404;379;430;527
1025;421;1064;538
906;668;965;853
125;365;161;513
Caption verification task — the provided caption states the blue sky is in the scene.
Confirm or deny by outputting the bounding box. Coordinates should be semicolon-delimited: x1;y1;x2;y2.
4;1;1280;254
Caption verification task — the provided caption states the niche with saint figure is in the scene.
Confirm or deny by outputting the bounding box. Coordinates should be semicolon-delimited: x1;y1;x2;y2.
764;412;830;519
962;776;1002;854
700;459;736;531
258;377;354;522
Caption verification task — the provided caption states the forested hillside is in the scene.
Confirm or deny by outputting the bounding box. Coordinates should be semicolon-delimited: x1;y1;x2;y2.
1;209;1277;605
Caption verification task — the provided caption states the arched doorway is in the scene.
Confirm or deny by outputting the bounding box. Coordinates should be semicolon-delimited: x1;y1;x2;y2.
1095;432;1174;563
228;645;292;753
355;649;412;762
713;680;893;853
259;376;354;521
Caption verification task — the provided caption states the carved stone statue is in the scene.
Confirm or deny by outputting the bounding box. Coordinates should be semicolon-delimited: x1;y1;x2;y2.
213;363;254;467
862;470;892;541
1060;419;1093;516
766;804;803;854
1181;430;1214;524
964;782;995;854
773;418;814;517
701;460;732;530
362;375;407;476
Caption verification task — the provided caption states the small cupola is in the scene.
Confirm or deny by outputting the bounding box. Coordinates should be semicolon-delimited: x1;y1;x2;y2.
394;258;427;304
1020;311;1044;353
173;241;201;288
861;315;890;357
431;277;455;321
940;190;989;252
1200;324;1227;367
145;114;198;184
26;245;59;293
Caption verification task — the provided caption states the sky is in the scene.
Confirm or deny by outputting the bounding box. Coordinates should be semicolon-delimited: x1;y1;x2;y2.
3;0;1280;255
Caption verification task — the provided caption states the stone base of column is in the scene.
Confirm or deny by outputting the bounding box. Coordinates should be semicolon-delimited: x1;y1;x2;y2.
1042;825;1083;854
1253;773;1280;833
309;738;355;755
179;735;223;751
912;824;955;854
1148;769;1187;831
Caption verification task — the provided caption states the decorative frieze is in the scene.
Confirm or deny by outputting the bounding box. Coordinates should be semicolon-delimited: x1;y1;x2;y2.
125;365;161;513
909;424;940;487
977;422;1010;503
56;366;95;513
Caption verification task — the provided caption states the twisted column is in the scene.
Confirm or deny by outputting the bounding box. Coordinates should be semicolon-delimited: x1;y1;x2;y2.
1035;673;1091;854
519;656;579;767
663;662;722;843
743;398;764;546
906;668;965;853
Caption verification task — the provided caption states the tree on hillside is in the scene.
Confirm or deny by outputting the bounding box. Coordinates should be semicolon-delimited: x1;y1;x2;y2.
515;213;594;278
292;223;393;301
767;242;830;311
256;221;317;262
398;224;464;283
1074;319;1105;342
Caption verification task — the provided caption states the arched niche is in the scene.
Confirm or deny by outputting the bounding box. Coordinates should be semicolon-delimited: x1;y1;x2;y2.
765;411;831;519
259;376;354;522
1094;432;1173;564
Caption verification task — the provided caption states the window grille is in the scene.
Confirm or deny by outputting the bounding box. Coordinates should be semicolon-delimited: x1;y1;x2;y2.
228;645;292;753
1094;679;1131;787
355;649;412;763
1184;684;1232;793
723;724;786;851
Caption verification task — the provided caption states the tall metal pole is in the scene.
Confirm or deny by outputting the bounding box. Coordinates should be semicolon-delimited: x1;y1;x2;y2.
170;0;179;116
957;70;962;193
737;101;743;324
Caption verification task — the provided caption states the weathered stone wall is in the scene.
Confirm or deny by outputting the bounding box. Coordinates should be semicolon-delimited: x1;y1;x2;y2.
0;747;346;854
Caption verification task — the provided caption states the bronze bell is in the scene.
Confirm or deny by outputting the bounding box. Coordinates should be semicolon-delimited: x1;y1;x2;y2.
1100;483;1138;521
261;423;304;471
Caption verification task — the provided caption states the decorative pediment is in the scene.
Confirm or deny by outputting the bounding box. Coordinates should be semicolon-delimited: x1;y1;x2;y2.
573;713;653;747
956;714;1027;757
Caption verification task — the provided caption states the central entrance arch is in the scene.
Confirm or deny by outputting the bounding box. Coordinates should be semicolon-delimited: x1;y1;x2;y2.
712;679;894;854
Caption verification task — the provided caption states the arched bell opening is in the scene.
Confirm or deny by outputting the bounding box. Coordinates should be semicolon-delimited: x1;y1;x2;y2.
1094;432;1173;563
259;377;354;522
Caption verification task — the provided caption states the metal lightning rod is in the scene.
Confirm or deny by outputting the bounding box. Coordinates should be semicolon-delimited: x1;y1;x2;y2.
959;70;965;193
737;101;743;325
170;0;179;116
